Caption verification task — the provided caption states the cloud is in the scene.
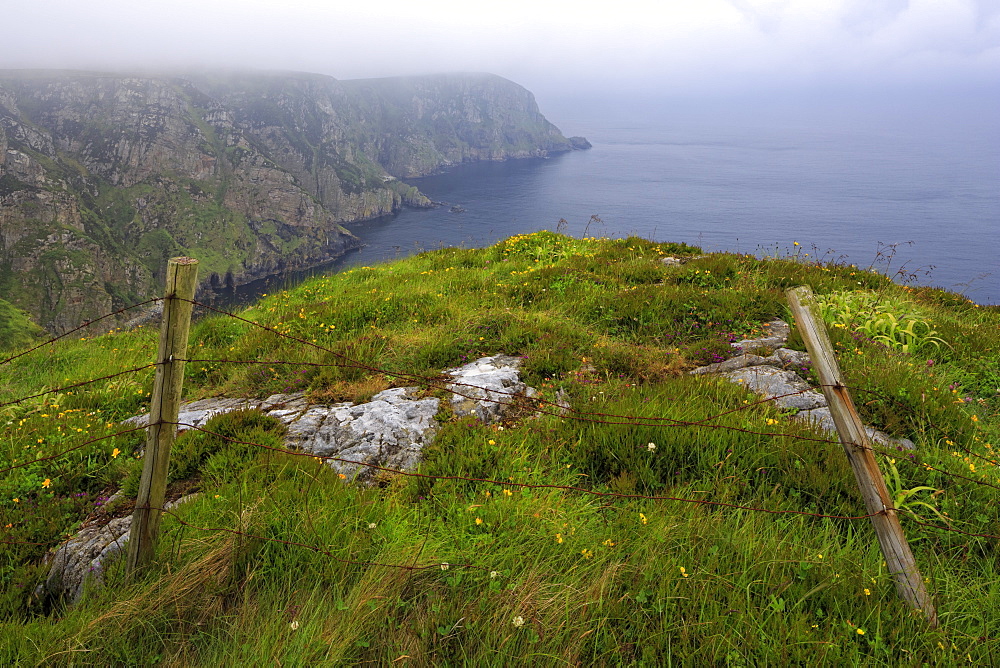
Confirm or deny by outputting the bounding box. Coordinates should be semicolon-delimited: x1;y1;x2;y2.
1;0;996;95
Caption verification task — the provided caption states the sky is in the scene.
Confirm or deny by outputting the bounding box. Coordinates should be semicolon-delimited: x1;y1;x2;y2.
3;0;998;102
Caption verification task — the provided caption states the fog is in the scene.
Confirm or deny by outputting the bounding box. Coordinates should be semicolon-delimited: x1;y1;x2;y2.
4;0;998;105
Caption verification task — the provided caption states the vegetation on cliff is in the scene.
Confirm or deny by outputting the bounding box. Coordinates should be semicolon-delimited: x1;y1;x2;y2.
0;233;997;665
0;70;583;335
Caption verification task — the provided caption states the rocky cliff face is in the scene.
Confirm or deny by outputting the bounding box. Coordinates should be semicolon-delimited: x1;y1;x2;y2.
0;70;582;335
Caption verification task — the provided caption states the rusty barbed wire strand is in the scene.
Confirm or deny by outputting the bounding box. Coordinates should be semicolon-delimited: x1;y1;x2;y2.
181;354;847;443
115;425;1000;546
150;506;483;572
0;297;161;367
0;364;157;410
174;421;880;522
4;298;998;570
0;425;147;475
852;385;998;465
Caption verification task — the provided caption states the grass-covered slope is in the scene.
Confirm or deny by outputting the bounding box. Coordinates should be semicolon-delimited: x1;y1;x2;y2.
0;298;46;352
1;233;998;665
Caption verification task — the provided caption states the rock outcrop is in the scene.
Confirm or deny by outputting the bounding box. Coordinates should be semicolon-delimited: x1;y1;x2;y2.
691;320;914;450
0;70;585;334
41;493;198;605
44;356;536;604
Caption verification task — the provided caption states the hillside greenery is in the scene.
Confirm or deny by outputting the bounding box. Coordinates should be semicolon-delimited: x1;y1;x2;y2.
1;232;998;665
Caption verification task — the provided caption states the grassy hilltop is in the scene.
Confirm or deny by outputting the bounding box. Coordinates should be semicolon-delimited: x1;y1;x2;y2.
1;232;998;665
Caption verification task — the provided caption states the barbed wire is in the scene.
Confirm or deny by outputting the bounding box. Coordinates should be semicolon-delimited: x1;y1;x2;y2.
0;297;161;367
3;294;998;577
0;425;147;475
174;422;880;522
153;506;483;572
0;364;157;410
163;422;1000;544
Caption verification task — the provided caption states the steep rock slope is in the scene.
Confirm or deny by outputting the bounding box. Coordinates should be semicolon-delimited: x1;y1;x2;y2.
0;70;581;335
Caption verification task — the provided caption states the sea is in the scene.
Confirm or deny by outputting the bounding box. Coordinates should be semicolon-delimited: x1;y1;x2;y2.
234;93;1000;306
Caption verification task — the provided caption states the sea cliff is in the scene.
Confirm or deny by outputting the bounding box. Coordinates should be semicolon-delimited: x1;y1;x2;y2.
0;70;585;334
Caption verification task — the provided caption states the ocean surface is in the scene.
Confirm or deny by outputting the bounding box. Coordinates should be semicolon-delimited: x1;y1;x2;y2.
236;95;1000;305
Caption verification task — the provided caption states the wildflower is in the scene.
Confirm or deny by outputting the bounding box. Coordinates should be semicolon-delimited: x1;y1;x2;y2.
817;554;823;559
581;549;594;559
856;628;865;635
490;571;500;579
368;522;377;529
290;620;300;630
971;415;979;422
503;489;513;497
338;473;347;480
214;494;221;499
512;616;525;628
112;448;120;459
475;518;484;525
639;513;648;525
680;567;688;578
647;442;656;452
556;533;564;543
440;563;449;571
766;418;778;425
864;589;871;596
793;241;800;246
42;479;51;489
12;498;18;504
488;439;496;445
602;539;616;547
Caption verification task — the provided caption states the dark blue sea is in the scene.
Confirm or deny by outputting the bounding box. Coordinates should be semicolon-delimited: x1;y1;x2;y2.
245;94;1000;305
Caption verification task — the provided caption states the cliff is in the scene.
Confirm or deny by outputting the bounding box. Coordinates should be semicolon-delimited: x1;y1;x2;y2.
0;69;584;335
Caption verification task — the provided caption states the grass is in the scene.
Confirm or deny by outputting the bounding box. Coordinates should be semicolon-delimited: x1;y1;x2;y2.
1;232;998;665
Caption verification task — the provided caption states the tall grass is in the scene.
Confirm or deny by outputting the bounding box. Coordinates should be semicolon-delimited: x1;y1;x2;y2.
1;233;997;665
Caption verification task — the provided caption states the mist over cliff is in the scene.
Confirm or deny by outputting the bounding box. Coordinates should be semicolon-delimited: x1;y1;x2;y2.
0;69;584;335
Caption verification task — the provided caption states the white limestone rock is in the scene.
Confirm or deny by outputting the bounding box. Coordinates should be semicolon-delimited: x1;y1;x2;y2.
446;355;530;423
720;366;829;411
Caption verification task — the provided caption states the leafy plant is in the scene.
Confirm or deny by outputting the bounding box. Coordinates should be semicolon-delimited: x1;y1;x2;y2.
883;457;949;525
814;290;947;354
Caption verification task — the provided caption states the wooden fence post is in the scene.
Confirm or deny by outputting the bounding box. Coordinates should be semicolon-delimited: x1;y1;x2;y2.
126;257;199;576
785;285;937;626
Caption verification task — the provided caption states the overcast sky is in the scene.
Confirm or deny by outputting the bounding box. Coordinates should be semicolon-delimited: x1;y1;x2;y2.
3;0;998;101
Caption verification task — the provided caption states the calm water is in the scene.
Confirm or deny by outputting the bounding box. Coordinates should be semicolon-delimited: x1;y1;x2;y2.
236;96;1000;305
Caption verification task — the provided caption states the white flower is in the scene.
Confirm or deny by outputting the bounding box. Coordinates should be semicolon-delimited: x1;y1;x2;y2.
289;620;300;630
368;522;377;529
490;571;500;579
512;615;525;628
647;442;656;452
440;563;449;571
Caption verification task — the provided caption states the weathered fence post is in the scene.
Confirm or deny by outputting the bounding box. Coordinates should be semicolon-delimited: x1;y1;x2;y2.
126;257;199;576
786;285;937;626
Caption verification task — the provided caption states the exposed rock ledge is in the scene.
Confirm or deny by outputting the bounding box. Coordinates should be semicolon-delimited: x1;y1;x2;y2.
44;355;534;604
690;320;915;450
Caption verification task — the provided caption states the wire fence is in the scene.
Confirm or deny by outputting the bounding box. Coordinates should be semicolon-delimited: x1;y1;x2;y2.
1;295;997;574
